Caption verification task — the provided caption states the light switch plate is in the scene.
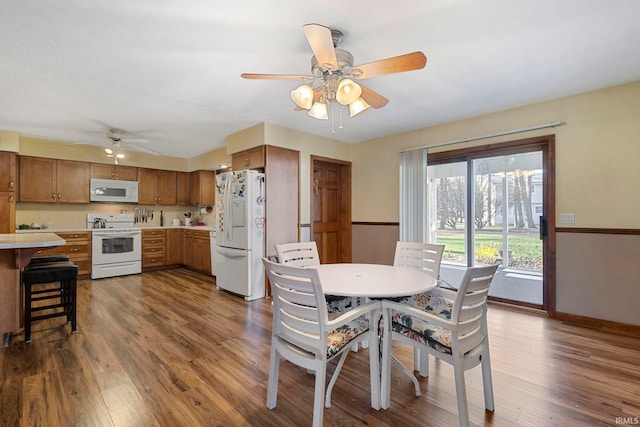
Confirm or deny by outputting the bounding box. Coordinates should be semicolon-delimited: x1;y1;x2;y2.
560;213;575;224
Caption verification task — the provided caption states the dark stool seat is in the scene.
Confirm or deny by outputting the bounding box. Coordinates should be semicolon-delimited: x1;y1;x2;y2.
27;254;70;266
23;260;78;343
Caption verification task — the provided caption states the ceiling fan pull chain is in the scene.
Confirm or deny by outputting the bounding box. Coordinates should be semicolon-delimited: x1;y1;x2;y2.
330;103;336;135
338;105;344;131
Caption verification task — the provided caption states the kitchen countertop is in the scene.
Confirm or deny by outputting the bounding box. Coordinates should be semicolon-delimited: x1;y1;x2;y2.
15;225;216;233
0;233;66;249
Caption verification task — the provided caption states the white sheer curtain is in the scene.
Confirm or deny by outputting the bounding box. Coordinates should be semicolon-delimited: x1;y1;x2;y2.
399;148;428;242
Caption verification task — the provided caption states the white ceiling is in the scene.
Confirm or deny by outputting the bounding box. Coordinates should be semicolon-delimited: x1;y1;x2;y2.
1;1;639;159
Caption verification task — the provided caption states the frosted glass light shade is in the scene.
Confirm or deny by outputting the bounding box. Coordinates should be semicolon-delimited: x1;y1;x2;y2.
349;97;370;117
308;101;328;119
105;147;113;155
117;153;125;159
291;84;314;109
336;79;362;105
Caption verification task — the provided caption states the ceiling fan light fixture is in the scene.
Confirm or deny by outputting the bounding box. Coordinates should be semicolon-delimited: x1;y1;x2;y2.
291;84;314;109
117;153;125;159
336;78;362;105
349;97;371;117
104;147;113;155
308;101;328;120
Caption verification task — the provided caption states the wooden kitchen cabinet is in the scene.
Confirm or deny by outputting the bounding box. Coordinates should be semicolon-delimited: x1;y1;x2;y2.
0;151;17;192
19;156;90;203
166;228;182;265
34;231;92;277
0;151;17;233
176;172;190;206
183;229;210;274
189;170;215;206
142;229;166;269
231;146;266;170
0;192;16;234
138;168;177;206
91;163;138;181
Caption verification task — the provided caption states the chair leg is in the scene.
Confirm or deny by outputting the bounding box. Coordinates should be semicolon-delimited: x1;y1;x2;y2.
367;317;380;410
418;349;429;377
481;351;495;411
69;279;77;333
266;344;280;409
312;362;327;427
453;359;470;427
24;283;32;343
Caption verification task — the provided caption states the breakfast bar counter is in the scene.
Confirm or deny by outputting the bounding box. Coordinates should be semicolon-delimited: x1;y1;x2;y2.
0;233;66;347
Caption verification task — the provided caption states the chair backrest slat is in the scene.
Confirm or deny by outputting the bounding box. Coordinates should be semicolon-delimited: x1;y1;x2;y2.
263;257;327;355
394;242;445;278
275;242;320;267
449;264;499;356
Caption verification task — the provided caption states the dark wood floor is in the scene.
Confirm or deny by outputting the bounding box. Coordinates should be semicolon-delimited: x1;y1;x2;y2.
1;268;639;426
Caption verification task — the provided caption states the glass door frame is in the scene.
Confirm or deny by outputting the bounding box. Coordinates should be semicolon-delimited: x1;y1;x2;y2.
427;135;556;314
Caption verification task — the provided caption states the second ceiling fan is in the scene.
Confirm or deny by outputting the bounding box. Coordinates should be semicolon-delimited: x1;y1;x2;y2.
241;23;427;123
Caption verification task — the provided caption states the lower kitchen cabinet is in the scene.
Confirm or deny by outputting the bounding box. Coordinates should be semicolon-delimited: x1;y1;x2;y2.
183;229;210;274
166;229;182;265
34;231;91;276
142;229;166;269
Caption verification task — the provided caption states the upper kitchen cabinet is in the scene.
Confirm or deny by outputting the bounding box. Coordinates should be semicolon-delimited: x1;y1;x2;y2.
176;172;190;206
189;170;215;206
0;152;17;233
91;163;137;181
232;146;266;170
19;156;90;203
138;168;177;206
0;151;17;192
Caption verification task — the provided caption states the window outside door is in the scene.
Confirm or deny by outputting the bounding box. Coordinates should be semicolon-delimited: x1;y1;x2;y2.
427;141;552;310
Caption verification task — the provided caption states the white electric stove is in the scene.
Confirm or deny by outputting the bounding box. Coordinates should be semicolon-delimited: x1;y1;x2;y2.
87;213;141;279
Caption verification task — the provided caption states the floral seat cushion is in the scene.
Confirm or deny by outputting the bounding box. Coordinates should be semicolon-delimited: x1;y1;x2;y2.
327;316;369;358
390;290;455;355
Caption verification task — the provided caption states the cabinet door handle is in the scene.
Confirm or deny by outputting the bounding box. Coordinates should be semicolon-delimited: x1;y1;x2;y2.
57;193;61;200
52;193;56;200
8;180;14;189
9;195;14;203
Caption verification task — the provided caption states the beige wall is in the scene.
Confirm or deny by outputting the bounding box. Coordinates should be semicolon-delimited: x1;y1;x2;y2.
351;80;640;227
18;136;190;171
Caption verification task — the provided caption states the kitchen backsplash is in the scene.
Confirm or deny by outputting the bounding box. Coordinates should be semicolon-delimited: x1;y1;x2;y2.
16;202;215;230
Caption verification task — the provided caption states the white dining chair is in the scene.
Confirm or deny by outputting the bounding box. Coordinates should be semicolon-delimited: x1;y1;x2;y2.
381;263;499;427
393;242;445;374
275;241;356;316
262;258;381;427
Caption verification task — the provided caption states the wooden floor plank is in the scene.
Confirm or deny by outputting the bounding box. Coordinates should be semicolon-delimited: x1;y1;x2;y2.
1;268;640;426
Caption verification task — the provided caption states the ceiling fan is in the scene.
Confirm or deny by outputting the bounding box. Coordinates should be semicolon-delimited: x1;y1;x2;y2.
104;129;156;164
241;23;427;127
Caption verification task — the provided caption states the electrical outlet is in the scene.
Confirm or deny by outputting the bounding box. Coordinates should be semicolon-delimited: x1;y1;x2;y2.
38;213;45;221
560;213;575;224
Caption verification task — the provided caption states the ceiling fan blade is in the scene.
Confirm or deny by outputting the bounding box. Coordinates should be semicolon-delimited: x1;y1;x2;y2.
303;23;338;71
241;73;313;81
359;84;389;109
350;51;427;79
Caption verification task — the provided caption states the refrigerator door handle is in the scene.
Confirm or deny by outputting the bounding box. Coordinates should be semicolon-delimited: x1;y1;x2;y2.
216;246;248;259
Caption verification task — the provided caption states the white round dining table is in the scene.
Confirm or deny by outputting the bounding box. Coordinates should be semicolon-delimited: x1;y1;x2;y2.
313;263;437;298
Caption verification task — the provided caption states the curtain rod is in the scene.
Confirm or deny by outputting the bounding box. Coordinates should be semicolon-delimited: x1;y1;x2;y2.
399;121;566;153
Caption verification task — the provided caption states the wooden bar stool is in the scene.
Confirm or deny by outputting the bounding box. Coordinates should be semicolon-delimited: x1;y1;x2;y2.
22;260;78;343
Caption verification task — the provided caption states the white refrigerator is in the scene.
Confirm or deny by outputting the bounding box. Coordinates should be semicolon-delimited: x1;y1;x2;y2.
214;169;266;301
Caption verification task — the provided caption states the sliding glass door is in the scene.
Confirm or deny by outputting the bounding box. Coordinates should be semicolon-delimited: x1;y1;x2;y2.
427;139;553;310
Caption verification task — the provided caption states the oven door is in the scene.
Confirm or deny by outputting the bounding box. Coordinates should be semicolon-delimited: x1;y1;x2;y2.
92;229;142;265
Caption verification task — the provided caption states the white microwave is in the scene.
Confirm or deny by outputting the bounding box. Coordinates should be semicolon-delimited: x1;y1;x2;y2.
90;178;139;203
